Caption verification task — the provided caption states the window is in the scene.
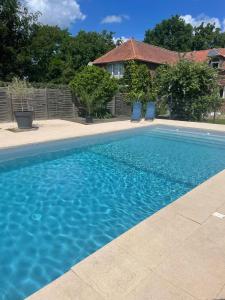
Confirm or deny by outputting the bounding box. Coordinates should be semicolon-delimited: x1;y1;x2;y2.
106;63;124;78
220;87;225;98
113;64;120;76
119;64;124;77
106;64;113;75
210;58;220;69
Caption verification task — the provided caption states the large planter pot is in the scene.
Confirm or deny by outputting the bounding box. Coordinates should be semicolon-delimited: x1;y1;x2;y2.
85;115;93;124
14;111;34;129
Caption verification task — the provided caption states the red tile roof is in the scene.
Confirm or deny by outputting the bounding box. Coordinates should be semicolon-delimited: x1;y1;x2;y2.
93;39;225;66
182;50;211;62
93;39;179;65
183;49;225;62
218;49;225;57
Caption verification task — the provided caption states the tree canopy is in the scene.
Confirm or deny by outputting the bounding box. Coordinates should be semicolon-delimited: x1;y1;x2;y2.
0;0;115;84
192;23;225;50
144;15;225;51
0;0;38;81
144;15;193;52
155;60;221;121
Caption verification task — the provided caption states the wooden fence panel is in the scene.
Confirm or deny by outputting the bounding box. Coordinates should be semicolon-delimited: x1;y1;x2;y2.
31;89;48;120
46;89;60;119
115;93;131;116
0;88;12;122
57;89;77;119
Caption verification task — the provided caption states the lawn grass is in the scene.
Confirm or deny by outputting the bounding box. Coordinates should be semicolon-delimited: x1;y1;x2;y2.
203;119;225;125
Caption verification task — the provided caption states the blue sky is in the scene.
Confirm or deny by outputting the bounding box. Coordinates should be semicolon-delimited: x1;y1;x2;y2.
25;0;225;40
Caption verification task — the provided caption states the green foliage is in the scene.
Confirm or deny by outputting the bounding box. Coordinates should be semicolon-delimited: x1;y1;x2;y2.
144;15;225;51
93;108;113;119
144;15;193;51
155;60;222;121
27;28;115;84
26;25;74;83
69;66;118;116
0;0;38;81
0;1;115;84
71;30;115;71
192;23;225;50
122;61;156;103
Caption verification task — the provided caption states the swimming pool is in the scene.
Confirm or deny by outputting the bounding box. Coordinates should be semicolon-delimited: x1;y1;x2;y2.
1;125;225;299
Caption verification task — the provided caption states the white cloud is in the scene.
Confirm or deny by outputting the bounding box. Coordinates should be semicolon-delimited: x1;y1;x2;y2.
101;15;130;24
113;36;130;44
181;14;221;29
24;0;86;28
223;19;225;31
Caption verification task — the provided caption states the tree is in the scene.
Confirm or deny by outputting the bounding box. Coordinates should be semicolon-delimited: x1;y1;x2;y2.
0;0;115;84
144;15;225;52
71;30;115;70
69;66;118;119
26;28;115;84
192;23;225;50
26;25;74;83
155;60;221;121
0;0;38;81
122;61;155;103
144;15;193;51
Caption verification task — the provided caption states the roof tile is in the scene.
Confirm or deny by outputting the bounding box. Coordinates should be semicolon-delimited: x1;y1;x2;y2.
93;39;179;65
93;39;225;66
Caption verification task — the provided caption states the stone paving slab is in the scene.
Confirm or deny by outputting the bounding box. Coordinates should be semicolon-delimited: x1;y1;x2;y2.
217;285;225;299
72;242;151;299
116;214;200;269
156;221;225;300
120;272;197;300
27;271;104;300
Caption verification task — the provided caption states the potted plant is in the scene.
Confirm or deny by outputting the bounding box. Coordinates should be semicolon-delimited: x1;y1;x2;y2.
7;78;34;129
80;91;96;123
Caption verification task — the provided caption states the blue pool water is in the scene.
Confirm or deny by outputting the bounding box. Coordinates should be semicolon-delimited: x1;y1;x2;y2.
1;125;225;299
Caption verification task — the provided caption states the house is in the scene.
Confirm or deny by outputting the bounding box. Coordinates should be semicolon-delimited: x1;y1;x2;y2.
93;39;225;98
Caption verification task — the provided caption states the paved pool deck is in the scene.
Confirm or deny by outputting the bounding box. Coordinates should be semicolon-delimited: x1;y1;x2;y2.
1;118;225;150
1;119;225;300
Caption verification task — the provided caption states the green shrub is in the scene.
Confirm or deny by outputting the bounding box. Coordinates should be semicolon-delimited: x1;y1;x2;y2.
122;61;156;103
156;60;222;121
69;66;118;117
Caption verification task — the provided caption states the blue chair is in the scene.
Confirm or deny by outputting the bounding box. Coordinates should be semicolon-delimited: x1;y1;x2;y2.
145;102;155;120
131;102;142;121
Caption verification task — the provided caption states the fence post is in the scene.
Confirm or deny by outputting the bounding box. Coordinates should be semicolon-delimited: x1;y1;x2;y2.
45;88;49;119
9;93;14;121
112;96;116;116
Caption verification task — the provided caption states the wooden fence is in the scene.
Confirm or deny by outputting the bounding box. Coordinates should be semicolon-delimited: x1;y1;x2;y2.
0;88;130;123
0;87;78;122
